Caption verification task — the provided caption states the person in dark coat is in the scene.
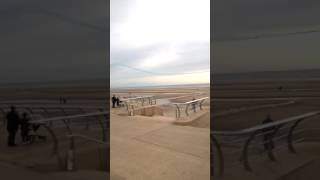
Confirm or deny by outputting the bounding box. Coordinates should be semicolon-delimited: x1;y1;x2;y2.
112;95;117;108
20;112;30;143
262;115;275;151
6;106;20;146
116;97;120;107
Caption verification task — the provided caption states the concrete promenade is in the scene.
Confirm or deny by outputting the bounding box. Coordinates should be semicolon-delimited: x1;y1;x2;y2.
110;114;210;180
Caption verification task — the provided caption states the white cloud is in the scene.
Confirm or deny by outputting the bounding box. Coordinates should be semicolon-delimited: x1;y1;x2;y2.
111;0;210;87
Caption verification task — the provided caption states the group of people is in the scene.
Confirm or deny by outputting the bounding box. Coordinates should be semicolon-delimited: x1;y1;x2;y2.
6;106;31;146
112;95;121;108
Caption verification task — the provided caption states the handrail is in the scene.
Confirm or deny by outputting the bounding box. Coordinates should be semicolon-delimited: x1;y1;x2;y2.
211;111;320;175
121;95;154;101
172;97;209;105
173;97;209;118
212;111;320;136
27;111;108;171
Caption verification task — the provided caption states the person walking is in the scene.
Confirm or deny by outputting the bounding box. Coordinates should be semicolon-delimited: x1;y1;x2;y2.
116;97;120;107
6;106;20;146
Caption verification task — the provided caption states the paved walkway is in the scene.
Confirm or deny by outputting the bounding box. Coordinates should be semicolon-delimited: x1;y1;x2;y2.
110;114;210;180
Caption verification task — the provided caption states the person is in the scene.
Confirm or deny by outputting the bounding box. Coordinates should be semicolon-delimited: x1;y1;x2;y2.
116;97;120;107
6;106;20;146
262;115;274;151
20;112;30;143
192;98;196;112
112;95;117;108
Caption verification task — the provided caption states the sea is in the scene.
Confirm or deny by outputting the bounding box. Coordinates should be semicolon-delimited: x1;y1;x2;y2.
212;69;320;83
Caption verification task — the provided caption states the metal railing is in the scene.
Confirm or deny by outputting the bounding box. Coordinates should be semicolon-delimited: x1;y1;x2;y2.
121;96;157;116
27;111;108;171
0;105;106;128
211;111;320;177
172;97;209;118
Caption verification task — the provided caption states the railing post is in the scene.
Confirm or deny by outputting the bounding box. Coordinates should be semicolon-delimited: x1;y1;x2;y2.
41;107;52;127
98;117;107;141
266;125;282;162
211;134;224;177
42;124;64;169
185;104;190;116
199;99;205;110
288;119;304;153
66;136;76;171
175;104;181;119
78;108;89;130
241;131;259;172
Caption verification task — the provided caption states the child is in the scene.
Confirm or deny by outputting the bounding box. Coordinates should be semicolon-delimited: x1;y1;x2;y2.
20;112;30;143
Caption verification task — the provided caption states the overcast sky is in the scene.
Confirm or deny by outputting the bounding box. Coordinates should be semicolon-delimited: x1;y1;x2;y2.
0;0;108;84
111;0;210;87
213;0;320;74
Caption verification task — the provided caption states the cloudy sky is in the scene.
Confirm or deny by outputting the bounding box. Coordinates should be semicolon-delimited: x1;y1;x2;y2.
213;0;320;74
0;0;108;84
111;0;210;87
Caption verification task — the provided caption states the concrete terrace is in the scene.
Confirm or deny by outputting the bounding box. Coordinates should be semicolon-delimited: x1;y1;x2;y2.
110;114;210;180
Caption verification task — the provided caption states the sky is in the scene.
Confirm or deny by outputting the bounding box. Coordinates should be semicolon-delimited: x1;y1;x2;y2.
213;0;320;74
111;0;210;87
0;0;108;84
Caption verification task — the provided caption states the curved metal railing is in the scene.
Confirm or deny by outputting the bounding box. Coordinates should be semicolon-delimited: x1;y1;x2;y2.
172;97;209;119
26;111;108;171
211;111;320;177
